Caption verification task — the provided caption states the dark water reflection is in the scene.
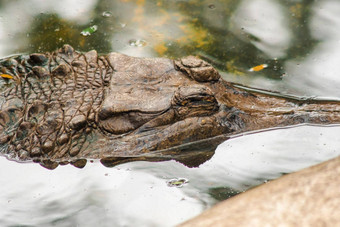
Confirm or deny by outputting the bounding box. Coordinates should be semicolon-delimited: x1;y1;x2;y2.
1;0;340;226
1;125;340;226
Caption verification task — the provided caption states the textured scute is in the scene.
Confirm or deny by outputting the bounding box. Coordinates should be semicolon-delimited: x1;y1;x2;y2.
174;56;220;82
104;53;178;112
0;45;112;167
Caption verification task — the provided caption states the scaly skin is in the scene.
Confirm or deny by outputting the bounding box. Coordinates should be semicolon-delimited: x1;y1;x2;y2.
0;45;340;169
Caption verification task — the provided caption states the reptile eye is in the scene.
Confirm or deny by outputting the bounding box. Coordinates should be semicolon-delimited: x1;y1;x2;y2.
172;85;219;118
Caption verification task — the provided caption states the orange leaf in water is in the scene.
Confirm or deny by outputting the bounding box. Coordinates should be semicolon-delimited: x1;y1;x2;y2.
249;64;268;72
0;74;13;79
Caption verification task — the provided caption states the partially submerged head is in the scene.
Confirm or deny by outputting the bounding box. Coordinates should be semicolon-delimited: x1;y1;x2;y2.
91;52;246;167
0;45;245;168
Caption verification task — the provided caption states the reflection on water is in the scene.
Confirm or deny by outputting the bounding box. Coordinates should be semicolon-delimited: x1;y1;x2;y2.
285;0;340;97
1;0;340;226
0;158;203;227
1;125;340;226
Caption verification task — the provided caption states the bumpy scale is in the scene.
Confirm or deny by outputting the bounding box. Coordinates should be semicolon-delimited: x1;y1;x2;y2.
0;46;111;168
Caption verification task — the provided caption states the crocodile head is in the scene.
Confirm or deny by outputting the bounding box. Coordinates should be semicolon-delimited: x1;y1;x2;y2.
95;53;247;167
0;45;246;168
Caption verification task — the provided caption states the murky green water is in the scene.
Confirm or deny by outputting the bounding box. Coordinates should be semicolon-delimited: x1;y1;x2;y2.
1;0;340;226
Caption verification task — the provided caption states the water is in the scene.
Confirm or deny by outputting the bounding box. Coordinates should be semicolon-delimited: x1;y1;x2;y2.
102;11;112;18
1;125;340;226
128;39;147;47
0;0;340;226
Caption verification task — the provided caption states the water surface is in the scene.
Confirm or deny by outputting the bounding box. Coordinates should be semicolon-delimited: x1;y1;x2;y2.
1;0;340;226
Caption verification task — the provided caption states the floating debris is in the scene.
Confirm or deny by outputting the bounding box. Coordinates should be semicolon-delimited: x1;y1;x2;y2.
166;178;189;188
128;39;147;47
80;25;98;37
102;11;112;18
249;64;268;72
208;4;216;9
0;74;13;79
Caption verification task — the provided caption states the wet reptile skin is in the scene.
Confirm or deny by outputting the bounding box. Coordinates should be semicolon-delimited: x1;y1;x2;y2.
0;45;340;169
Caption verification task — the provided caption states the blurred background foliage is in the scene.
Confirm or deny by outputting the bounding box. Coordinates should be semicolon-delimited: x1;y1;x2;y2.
0;0;317;80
